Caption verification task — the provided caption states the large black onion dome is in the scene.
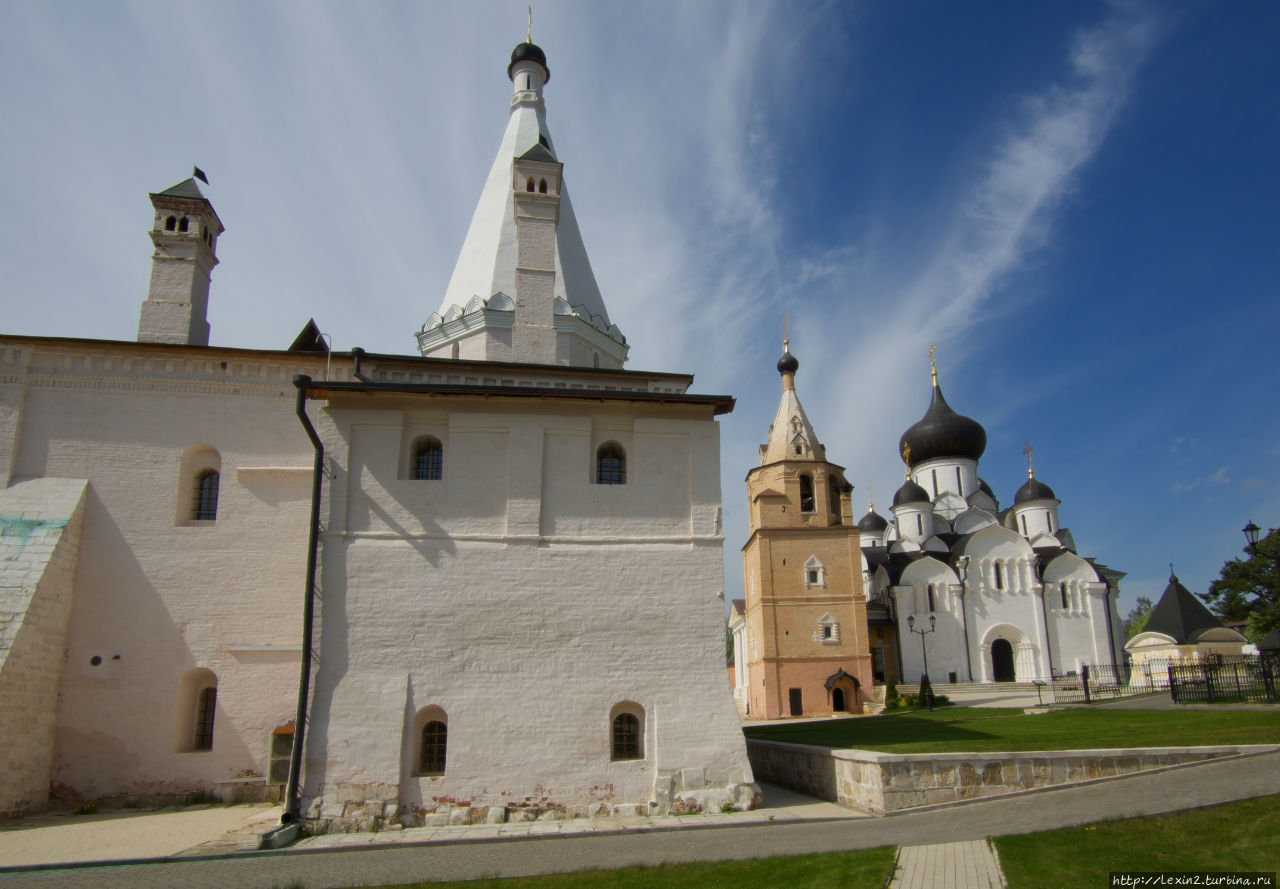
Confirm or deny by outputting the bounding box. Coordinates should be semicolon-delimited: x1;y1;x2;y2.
857;509;889;532
509;41;550;81
1015;476;1057;504
899;383;987;467
892;478;930;507
777;349;799;375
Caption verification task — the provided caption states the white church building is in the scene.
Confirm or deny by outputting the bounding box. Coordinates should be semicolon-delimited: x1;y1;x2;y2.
0;38;757;826
857;355;1126;686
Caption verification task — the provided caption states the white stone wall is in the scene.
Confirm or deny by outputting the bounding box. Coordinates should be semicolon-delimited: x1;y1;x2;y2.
303;393;756;825
0;478;88;815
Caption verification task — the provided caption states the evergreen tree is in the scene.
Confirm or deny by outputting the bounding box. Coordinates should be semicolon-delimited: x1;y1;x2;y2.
1123;596;1154;639
1202;527;1280;643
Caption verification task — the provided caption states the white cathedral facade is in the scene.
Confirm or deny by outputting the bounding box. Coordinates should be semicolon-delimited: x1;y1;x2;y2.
0;39;757;825
857;357;1126;686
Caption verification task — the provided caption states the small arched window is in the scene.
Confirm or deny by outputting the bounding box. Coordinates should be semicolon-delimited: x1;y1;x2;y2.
178;216;189;233
412;437;443;480
538;178;548;194
597;442;625;485
164;215;177;231
611;705;643;760
192;470;219;521
994;561;1004;590
526;178;536;193
420;720;447;774
927;584;936;611
828;474;841;519
799;474;815;513
194;686;217;750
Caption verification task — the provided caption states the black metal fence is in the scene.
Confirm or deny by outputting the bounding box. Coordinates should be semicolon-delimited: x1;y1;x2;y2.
1168;655;1278;704
1050;656;1279;705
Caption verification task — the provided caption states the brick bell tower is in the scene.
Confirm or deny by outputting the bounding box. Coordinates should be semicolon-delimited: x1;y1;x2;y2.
740;336;874;719
137;172;223;346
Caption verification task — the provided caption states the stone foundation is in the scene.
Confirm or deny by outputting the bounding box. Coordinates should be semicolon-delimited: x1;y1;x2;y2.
304;773;763;832
746;740;1278;815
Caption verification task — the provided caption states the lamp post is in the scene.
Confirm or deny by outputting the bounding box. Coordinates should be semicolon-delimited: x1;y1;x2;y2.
956;556;973;681
907;613;936;711
1243;521;1261;553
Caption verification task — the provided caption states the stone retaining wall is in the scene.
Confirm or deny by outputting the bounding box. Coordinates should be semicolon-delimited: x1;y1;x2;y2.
746;740;1277;815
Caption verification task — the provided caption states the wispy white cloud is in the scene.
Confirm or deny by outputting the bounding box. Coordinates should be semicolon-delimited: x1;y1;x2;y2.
1207;467;1231;486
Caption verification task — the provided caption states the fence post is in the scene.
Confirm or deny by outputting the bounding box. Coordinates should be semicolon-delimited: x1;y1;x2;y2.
1082;664;1091;704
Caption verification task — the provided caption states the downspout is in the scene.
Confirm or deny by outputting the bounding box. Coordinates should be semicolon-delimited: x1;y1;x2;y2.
350;346;373;383
283;374;323;825
1039;584;1055;680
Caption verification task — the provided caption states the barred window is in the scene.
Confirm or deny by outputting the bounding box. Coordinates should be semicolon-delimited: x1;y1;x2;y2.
194;686;216;751
420;720;447;774
597;442;625;485
612;713;639;760
412;437;443;481
192;470;219;521
799;474;815;512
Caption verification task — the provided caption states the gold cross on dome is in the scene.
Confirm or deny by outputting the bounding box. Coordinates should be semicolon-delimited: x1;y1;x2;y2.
782;313;790;349
1023;440;1034;478
527;5;533;42
928;343;938;384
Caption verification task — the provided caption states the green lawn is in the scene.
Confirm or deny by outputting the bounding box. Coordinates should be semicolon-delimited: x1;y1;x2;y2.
743;707;1280;753
997;794;1280;888
353;796;1280;889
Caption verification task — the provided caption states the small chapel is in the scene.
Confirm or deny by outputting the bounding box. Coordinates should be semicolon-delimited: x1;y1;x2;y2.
0;37;757;824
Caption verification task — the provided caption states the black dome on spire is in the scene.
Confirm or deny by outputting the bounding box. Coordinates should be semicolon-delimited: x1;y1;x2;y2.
857;509;889;532
892;478;930;507
509;41;550;81
899;382;987;467
1015;476;1057;504
777;349;799;375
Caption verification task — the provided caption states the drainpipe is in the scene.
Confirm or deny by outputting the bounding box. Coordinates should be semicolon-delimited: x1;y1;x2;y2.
1102;579;1119;673
1039;584;1055;680
351;346;373;383
283;374;323;825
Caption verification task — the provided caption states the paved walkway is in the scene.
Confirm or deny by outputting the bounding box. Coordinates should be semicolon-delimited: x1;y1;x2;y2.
892;840;1006;889
1;750;1276;889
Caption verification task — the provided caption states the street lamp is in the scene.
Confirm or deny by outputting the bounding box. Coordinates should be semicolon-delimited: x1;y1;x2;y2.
907;613;937;711
1243;521;1261;552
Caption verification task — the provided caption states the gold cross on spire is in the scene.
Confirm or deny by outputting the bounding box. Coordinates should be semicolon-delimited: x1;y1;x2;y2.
1024;440;1035;478
901;442;912;477
928;343;938;386
867;482;874;512
527;5;533;42
782;313;790;351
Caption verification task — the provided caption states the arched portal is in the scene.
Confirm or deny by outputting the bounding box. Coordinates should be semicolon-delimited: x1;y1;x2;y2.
991;639;1015;682
832;688;846;711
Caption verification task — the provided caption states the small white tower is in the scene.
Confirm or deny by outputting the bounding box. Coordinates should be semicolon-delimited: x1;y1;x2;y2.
137;176;223;346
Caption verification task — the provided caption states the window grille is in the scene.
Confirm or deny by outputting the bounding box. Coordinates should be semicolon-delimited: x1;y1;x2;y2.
597;442;625;485
194;687;216;750
420;721;447;774
612;713;639;760
192;470;219;521
413;437;443;480
799;474;815;512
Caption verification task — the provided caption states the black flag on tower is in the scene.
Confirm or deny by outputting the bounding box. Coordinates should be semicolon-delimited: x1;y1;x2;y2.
193;166;209;185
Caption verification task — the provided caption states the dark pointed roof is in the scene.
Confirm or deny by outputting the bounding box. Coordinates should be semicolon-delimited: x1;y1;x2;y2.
1015;476;1057;504
154;178;208;201
518;142;559;163
1144;574;1228;644
1258;627;1280;652
288;319;329;353
899;381;987;467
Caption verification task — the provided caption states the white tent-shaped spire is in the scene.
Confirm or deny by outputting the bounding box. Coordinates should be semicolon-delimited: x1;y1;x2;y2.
417;40;627;368
760;339;826;464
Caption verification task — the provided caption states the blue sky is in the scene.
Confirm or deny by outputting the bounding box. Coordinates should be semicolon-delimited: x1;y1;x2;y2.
2;1;1277;618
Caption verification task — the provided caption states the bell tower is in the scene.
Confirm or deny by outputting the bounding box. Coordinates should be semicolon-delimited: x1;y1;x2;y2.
137;174;223;346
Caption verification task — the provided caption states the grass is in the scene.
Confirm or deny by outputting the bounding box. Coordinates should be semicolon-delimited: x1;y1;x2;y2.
354;796;1280;889
743;706;1280;753
997;794;1280;888
370;847;897;889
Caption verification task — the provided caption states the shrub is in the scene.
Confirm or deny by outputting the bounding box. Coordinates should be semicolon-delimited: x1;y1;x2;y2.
72;801;97;816
884;676;900;709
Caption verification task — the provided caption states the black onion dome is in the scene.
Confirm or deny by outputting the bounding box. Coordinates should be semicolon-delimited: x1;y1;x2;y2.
899;383;987;467
509;41;550;81
1015;476;1057;504
857;509;889;532
892;478;930;507
777;350;799;375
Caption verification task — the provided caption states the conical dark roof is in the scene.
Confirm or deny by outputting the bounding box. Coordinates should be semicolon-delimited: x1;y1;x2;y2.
899;381;987;467
154;178;208;201
1144;574;1227;644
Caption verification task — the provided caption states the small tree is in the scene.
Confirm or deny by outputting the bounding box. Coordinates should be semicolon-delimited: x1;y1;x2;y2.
884;675;900;709
725;624;735;666
1123;596;1154;639
1202;527;1280;643
917;674;934;710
